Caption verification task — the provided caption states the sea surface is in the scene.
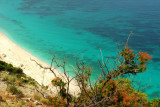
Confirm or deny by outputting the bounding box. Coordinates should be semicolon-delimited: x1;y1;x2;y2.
0;0;160;99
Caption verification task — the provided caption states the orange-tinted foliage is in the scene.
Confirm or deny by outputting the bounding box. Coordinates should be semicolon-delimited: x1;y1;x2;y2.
47;96;67;106
138;52;152;63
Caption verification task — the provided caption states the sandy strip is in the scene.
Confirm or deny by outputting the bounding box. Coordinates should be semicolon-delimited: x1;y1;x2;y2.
0;32;79;96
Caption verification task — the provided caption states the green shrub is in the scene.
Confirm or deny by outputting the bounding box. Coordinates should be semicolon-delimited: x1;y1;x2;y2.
7;86;23;98
40;98;48;104
7;76;16;85
0;60;23;75
0;64;5;71
15;79;23;86
2;75;9;81
150;99;160;107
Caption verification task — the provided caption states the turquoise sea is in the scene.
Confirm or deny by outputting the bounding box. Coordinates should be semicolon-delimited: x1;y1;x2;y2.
0;0;160;99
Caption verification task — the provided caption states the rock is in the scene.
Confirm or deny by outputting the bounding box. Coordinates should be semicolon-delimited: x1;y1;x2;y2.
2;53;6;58
21;77;26;80
20;64;24;67
25;98;31;102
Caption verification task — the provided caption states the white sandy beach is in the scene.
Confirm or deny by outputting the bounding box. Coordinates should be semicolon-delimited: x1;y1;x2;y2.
0;32;79;96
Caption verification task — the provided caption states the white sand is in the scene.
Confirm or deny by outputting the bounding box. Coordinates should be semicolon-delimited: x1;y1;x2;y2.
0;32;80;96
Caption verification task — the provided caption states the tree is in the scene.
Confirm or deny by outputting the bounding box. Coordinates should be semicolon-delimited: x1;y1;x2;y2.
32;32;159;107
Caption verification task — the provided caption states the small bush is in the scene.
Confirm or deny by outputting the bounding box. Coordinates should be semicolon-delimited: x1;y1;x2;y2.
28;78;36;86
7;86;23;98
42;86;48;90
33;93;42;101
2;75;9;81
40;98;48;104
15;79;23;86
0;64;5;71
47;96;67;106
0;60;23;75
7;76;16;85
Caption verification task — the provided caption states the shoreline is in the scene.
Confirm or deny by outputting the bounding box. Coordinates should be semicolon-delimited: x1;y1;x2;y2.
0;32;79;95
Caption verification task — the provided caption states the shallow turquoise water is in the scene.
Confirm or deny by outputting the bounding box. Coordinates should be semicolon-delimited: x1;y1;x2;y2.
0;0;160;99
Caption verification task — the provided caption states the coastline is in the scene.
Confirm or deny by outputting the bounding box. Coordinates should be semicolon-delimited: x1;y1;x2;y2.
0;32;79;95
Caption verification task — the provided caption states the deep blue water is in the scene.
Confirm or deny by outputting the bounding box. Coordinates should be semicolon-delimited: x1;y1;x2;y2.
0;0;160;99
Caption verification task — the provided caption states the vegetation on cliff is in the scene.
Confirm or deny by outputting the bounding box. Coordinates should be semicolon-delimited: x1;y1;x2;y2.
0;34;160;106
0;61;51;106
